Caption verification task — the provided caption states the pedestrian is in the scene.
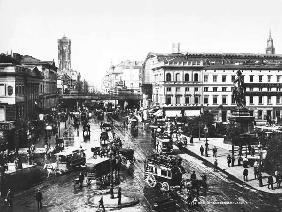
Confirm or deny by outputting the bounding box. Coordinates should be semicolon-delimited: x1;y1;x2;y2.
190;136;193;144
118;187;121;205
239;145;243;156
200;145;204;156
243;157;249;168
205;142;209;156
227;155;231;167
35;188;43;209
79;172;84;188
214;159;218;171
98;196;105;212
212;146;217;157
258;172;263;187
253;161;259;179
274;169;279;183
268;175;274;190
5;188;12;207
243;168;248;181
191;171;197;181
277;173;281;189
238;155;243;166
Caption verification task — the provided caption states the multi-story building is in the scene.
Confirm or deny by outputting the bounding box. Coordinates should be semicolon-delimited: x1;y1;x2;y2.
13;54;58;112
142;36;282;123
103;60;143;95
0;54;43;150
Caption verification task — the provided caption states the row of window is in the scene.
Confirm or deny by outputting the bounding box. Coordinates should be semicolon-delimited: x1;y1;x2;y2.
166;73;199;82
166;87;228;92
167;74;282;83
164;95;282;105
166;86;282;92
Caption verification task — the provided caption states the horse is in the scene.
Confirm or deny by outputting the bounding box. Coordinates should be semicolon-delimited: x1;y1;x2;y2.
43;163;61;178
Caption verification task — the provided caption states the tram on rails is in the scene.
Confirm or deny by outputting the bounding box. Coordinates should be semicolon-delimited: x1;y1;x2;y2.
144;154;185;191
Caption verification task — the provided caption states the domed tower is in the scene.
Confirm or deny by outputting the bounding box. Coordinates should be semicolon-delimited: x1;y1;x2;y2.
266;30;275;54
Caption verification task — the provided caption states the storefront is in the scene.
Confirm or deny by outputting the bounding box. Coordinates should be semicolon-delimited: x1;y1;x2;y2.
0;122;16;151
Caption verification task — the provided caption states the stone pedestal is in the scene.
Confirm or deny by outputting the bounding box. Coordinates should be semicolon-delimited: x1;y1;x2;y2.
229;108;255;134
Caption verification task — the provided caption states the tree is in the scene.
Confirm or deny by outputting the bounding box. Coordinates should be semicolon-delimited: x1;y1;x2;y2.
263;133;282;174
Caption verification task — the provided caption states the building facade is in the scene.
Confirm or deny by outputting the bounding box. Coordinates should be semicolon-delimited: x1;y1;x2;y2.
13;54;58;112
142;52;282;123
103;60;143;95
0;55;43;150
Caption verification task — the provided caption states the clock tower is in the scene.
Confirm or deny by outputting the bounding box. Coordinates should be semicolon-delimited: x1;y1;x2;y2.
58;35;71;70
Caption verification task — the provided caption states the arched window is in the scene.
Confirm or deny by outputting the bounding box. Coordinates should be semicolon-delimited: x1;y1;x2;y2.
166;73;171;82
185;73;189;82
194;73;199;82
175;73;181;82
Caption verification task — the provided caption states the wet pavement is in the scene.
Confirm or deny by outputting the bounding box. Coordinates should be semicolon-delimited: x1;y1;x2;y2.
1;117;282;212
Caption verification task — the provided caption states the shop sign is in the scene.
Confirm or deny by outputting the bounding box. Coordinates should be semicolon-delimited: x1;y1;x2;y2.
0;122;15;130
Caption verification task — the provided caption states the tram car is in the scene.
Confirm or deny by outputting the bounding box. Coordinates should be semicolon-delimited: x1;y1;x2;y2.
84;157;111;184
55;147;86;173
144;154;184;191
155;135;173;154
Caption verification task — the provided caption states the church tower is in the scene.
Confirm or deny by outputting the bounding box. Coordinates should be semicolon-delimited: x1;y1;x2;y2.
266;30;275;54
58;35;71;70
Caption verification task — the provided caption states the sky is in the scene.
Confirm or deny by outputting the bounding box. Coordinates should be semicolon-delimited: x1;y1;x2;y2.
0;0;282;89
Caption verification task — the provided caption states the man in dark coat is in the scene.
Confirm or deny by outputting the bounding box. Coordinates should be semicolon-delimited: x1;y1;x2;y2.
200;145;204;156
36;188;43;209
243;168;248;181
268;175;274;190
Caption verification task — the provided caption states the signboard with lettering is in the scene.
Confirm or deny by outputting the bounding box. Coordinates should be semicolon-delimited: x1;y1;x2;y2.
0;122;15;131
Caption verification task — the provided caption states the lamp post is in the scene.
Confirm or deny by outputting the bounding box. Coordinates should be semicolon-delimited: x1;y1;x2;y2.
204;125;209;157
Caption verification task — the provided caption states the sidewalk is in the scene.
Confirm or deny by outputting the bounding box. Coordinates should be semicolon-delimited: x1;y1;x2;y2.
180;136;282;194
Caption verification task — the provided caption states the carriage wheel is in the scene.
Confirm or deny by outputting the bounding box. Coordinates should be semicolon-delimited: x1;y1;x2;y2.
145;174;157;188
162;182;170;191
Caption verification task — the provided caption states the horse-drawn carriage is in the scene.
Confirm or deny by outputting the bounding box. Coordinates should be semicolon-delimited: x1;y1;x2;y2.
144;154;184;191
101;122;113;132
155;135;173;154
118;148;135;168
97;110;104;121
54;147;86;173
84;157;111;185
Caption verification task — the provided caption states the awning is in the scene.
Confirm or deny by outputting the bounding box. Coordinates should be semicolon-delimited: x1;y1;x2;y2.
184;110;201;117
165;110;181;117
153;110;163;117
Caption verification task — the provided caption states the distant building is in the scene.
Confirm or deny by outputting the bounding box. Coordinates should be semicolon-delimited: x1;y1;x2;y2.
266;31;275;55
103;60;143;95
58;35;71;70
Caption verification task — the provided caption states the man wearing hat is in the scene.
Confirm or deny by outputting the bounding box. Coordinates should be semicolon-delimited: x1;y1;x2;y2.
35;188;43;209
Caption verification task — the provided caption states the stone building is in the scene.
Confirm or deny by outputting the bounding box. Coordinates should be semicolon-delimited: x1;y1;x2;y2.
0;54;43;150
142;37;282;123
103;60;143;95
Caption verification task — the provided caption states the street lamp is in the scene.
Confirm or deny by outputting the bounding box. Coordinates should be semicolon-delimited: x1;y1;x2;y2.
204;125;209;157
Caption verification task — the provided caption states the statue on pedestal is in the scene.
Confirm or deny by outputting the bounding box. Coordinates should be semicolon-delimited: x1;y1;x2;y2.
232;70;246;109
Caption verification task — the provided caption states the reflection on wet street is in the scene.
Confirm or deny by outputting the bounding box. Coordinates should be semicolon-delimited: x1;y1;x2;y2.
1;118;282;212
